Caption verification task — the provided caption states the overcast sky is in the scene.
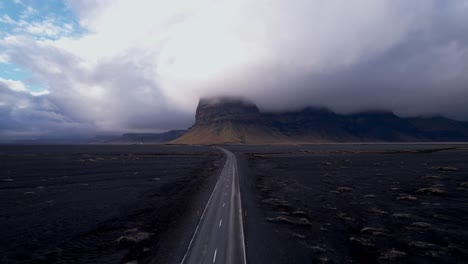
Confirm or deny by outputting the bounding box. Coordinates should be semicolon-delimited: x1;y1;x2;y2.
1;0;467;139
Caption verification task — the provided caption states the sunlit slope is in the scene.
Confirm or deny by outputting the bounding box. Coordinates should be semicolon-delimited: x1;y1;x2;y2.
172;121;290;144
171;97;468;144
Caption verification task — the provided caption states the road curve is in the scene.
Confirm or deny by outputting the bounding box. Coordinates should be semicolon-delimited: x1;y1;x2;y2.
180;147;247;264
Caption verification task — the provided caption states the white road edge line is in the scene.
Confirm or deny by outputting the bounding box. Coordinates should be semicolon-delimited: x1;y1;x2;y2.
219;219;223;227
223;202;225;207
213;248;217;263
179;148;228;264
233;156;248;264
180;147;247;264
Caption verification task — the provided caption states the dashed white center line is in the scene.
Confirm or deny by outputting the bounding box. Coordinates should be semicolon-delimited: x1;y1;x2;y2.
213;248;217;263
225;192;227;196
219;219;222;227
222;202;225;207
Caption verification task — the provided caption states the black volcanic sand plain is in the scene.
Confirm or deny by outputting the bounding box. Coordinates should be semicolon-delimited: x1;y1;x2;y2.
229;144;468;264
0;145;224;264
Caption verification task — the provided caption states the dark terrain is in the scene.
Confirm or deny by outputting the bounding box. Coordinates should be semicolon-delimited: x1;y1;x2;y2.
0;145;224;264
2;143;468;264
229;144;468;263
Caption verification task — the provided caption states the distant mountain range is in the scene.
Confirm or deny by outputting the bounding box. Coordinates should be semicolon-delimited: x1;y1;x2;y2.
5;97;467;145
171;97;468;144
3;130;186;144
85;130;186;144
108;130;186;143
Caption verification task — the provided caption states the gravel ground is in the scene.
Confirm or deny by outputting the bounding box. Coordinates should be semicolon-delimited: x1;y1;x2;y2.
230;144;468;264
0;145;224;264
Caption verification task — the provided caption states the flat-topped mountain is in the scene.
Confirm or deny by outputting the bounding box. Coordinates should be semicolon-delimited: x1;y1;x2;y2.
171;97;468;144
195;97;261;125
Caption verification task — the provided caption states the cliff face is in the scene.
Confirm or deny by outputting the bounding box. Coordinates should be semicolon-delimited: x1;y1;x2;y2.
194;97;261;126
171;97;468;144
173;97;284;144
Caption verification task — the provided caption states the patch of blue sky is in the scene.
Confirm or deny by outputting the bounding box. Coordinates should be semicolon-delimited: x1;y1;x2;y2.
26;0;86;38
0;0;85;40
0;62;30;80
0;0;84;94
0;62;49;93
0;0;23;36
0;1;24;19
27;83;48;93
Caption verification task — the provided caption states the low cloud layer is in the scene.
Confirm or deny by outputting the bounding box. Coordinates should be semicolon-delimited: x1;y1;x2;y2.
1;0;468;139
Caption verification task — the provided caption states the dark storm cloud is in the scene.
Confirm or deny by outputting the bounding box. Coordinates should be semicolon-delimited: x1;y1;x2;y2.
0;78;93;139
246;37;468;120
1;36;192;139
193;0;468;120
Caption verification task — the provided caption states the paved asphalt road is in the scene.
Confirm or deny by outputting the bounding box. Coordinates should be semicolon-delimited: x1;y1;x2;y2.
180;147;247;264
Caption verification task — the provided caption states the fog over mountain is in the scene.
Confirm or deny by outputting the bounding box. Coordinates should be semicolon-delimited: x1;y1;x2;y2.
1;0;468;139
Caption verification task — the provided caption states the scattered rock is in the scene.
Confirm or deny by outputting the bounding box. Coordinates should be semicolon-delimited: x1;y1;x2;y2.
363;194;377;198
360;227;388;237
116;230;153;248
416;187;446;195
322;204;337;210
368;207;389;215
420;202;440;206
424;250;445;258
431;166;459;172
390;187;400;191
396;194;417;201
337;212;353;221
447;244;468;256
318;257;329;264
350;236;375;247
309;245;326;253
291;210;308;217
409;241;438;249
411;222;432;228
151;177;161;181
379;249;407;260
336;187;354;193
392;213;411;219
266;216;311;226
292;233;306;239
423;175;442;180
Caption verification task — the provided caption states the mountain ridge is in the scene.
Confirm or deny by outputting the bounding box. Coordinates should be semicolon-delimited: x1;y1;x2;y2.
171;97;468;144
